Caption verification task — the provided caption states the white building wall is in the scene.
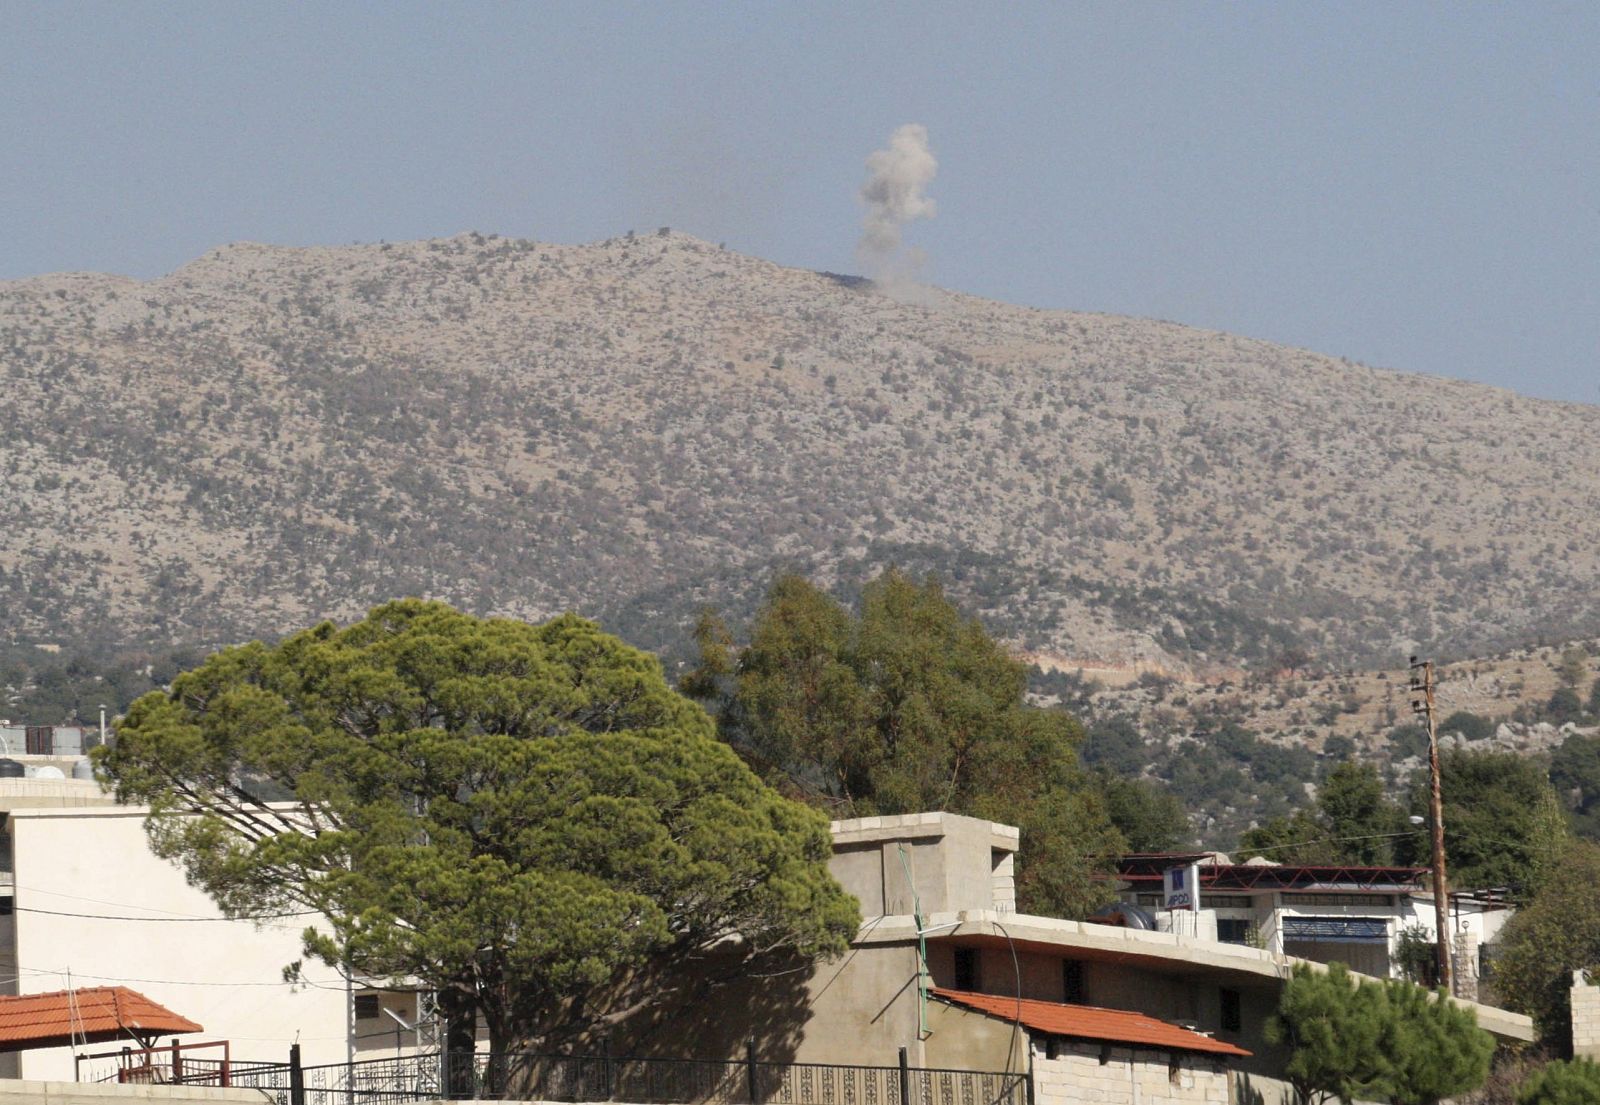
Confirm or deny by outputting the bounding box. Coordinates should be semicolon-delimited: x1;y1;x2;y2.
6;806;352;1080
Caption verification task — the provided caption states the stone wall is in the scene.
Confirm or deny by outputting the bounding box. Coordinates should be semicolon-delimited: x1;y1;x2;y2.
1030;1039;1230;1105
1571;969;1600;1059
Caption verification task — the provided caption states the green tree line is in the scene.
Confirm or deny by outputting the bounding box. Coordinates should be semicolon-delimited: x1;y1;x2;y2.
681;570;1188;917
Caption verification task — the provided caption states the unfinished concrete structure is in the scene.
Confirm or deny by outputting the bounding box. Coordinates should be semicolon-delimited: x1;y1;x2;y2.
613;812;1534;1105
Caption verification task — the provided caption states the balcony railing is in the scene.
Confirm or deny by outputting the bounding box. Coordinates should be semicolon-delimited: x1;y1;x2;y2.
139;1047;1028;1105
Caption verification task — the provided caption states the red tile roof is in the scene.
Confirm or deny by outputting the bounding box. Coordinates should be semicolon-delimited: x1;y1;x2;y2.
0;987;203;1053
932;988;1250;1058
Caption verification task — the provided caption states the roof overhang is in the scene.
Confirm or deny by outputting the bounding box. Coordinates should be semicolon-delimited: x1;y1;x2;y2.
0;987;203;1054
853;910;1535;1044
932;987;1250;1058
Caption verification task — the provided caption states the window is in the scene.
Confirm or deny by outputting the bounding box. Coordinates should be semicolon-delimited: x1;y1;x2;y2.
354;994;380;1020
1062;959;1085;1004
1282;917;1389;943
1480;943;1501;984
953;947;980;992
1284;893;1394;907
1220;989;1242;1034
1217;918;1252;944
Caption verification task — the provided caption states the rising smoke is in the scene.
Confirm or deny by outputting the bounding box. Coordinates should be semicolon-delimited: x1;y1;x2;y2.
857;124;937;287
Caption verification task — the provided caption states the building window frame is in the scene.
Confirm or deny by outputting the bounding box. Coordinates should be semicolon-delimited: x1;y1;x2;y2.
1220;988;1242;1034
1062;959;1085;1004
953;946;980;992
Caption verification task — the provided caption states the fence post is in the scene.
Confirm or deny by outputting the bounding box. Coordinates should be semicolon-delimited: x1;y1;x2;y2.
898;1047;911;1105
289;1043;305;1105
171;1038;182;1084
1024;1043;1036;1105
746;1037;760;1105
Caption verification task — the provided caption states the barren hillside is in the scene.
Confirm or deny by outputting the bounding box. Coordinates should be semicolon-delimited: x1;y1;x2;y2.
3;230;1599;671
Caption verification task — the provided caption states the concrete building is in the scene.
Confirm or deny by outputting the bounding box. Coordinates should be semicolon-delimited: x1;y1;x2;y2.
608;813;1533;1105
0;787;1536;1104
1115;852;1516;995
0;780;411;1082
0;727;90;758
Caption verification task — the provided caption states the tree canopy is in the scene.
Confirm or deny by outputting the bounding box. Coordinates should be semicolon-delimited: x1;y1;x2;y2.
1239;762;1409;866
682;570;1126;918
1550;733;1600;840
1266;962;1492;1105
1493;838;1600;1050
95;600;859;1083
1515;1059;1600;1105
1097;770;1191;853
1267;963;1391;1105
1396;749;1568;895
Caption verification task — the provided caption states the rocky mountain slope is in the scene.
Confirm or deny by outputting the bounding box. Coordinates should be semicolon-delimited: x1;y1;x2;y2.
4;230;1600;672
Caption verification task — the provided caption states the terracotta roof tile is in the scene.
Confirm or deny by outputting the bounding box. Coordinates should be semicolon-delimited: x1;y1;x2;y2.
932;988;1250;1058
0;987;202;1053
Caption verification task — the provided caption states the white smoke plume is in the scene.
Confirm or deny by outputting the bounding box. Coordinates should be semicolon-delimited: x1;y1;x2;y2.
857;124;937;286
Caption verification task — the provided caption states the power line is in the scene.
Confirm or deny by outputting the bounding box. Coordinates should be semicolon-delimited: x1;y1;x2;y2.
12;884;245;919
10;903;318;923
1238;828;1426;857
18;964;347;992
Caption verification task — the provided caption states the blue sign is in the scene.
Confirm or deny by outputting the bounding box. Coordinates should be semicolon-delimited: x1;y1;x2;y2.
1163;864;1199;911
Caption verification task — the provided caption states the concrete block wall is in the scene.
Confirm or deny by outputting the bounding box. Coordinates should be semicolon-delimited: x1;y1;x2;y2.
992;850;1016;914
1030;1040;1230;1105
829;813;1020;918
1571;970;1600;1058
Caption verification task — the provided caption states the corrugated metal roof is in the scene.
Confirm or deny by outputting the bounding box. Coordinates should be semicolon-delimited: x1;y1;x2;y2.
0;986;203;1052
931;988;1251;1058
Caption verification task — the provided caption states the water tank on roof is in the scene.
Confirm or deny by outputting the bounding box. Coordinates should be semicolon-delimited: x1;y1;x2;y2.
0;760;23;778
1087;902;1157;930
71;759;97;781
27;766;65;780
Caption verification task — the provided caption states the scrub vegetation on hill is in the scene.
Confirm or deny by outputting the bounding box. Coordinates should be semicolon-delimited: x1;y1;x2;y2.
4;231;1600;680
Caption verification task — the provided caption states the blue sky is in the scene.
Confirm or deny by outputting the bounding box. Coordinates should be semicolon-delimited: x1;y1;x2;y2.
4;3;1596;403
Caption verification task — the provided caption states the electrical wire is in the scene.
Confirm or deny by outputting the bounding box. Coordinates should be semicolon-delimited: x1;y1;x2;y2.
9;903;317;923
12;884;260;919
1235;828;1426;856
18;964;349;992
989;919;1025;1083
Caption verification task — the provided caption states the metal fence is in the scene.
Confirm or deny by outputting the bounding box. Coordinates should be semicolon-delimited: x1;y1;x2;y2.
215;1048;1027;1105
74;1039;283;1088
447;1052;1025;1105
227;1052;439;1105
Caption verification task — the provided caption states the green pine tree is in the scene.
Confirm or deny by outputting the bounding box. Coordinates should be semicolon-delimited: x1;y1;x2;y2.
95;600;860;1090
1516;1059;1600;1104
683;569;1124;918
1267;963;1492;1104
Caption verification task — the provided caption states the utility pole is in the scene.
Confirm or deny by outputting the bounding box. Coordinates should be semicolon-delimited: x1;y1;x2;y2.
1409;656;1453;994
